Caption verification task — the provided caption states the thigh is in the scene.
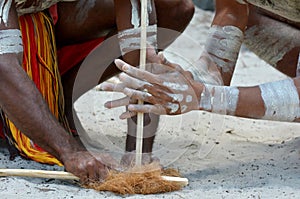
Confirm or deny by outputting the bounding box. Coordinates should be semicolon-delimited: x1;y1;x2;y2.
55;0;116;46
154;0;194;31
245;6;300;77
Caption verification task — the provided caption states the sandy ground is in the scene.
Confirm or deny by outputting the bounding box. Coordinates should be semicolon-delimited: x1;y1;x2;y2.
1;8;300;199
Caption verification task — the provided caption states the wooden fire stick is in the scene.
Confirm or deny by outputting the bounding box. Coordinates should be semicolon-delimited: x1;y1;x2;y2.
135;0;149;166
0;169;189;186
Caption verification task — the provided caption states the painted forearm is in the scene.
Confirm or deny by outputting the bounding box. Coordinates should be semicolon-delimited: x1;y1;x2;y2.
186;24;244;86
204;25;244;74
187;0;248;85
199;78;300;122
115;0;157;66
0;58;81;161
0;3;80;162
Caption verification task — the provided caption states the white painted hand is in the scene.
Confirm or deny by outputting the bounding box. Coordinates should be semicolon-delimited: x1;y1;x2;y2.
101;54;203;118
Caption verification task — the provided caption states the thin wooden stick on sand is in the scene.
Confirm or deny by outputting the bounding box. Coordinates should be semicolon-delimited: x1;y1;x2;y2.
0;169;188;186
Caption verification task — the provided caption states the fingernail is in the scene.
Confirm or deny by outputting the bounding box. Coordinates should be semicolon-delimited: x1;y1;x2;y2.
122;64;129;71
104;102;110;108
128;104;134;110
114;59;129;71
119;114;127;120
114;59;123;67
158;52;164;59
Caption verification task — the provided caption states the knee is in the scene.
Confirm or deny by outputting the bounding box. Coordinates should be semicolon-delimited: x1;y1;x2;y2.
169;0;195;24
156;0;195;28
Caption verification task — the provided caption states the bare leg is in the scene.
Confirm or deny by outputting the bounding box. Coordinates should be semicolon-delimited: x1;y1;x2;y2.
125;0;195;155
245;6;300;77
56;0;195;158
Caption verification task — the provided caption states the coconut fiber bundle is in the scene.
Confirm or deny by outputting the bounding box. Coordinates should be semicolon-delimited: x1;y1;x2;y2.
85;163;186;195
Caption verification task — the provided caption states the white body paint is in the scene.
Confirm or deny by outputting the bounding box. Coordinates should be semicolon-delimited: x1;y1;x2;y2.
74;0;96;25
259;78;300;121
235;0;247;4
118;25;157;56
167;103;179;114
0;0;12;26
130;0;140;28
246;0;300;23
181;105;187;113
199;84;239;115
0;29;23;54
297;53;300;77
205;25;244;73
186;58;224;85
186;95;192;103
163;81;188;91
147;0;152;14
168;93;184;102
244;23;299;67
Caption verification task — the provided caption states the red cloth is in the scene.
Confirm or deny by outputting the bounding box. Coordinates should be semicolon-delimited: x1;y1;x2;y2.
49;4;106;75
57;37;105;75
49;4;58;25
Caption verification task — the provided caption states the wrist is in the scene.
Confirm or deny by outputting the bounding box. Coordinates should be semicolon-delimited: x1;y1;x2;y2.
204;25;243;74
199;84;240;115
52;129;85;164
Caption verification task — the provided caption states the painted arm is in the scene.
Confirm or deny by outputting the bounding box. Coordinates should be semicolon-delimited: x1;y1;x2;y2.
114;0;157;67
188;0;249;86
0;1;117;183
113;0;159;161
103;55;300;122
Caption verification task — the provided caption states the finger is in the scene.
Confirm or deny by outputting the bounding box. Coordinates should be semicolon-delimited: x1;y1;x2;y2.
86;161;98;182
114;59;133;71
119;110;137;119
146;85;174;101
115;59;160;84
127;104;165;115
119;72;151;90
104;96;130;108
67;165;87;184
99;82;125;92
94;153;121;171
123;88;156;104
98;166;108;182
158;52;169;65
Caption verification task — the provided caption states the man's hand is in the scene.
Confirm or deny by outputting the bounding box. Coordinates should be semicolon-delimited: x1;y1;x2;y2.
101;53;203;117
61;150;120;184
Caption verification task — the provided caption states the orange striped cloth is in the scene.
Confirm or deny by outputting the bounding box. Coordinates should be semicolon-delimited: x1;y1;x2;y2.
3;11;69;166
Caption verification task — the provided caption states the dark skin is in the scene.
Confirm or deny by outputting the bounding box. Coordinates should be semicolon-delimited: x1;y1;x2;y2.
0;0;194;182
102;0;300;121
1;0;119;184
212;0;300;86
56;0;194;155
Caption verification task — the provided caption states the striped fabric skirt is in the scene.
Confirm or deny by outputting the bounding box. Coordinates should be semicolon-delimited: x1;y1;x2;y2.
1;11;69;166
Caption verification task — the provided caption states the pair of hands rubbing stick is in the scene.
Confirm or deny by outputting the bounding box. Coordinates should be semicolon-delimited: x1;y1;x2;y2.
0;0;188;195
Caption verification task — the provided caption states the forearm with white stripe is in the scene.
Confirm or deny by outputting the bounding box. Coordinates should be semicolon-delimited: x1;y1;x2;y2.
186;25;244;85
0;29;23;55
118;0;157;57
199;78;300;122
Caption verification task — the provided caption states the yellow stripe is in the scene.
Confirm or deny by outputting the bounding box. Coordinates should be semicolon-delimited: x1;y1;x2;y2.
4;12;70;166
